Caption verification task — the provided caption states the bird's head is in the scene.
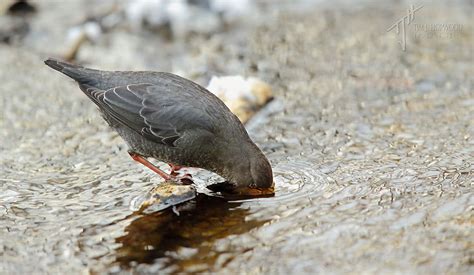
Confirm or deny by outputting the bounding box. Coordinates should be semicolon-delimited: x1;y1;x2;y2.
209;143;274;197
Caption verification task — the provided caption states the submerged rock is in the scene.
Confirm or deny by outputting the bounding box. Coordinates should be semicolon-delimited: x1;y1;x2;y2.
130;181;196;214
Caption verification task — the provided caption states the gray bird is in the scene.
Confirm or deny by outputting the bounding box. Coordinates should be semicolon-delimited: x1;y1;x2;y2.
44;59;274;195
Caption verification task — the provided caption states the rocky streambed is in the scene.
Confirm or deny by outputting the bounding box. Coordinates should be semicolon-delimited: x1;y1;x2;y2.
0;1;473;274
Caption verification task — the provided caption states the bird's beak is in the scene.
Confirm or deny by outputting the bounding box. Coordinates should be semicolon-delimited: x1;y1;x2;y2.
207;181;275;198
234;182;275;197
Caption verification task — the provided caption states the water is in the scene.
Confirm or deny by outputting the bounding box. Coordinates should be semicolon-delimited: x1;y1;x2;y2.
74;160;330;273
1;1;473;274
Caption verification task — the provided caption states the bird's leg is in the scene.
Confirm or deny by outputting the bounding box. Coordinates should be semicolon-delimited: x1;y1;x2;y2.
128;152;171;180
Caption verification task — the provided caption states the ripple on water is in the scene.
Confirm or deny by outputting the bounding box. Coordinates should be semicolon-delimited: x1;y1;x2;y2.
234;159;331;205
109;158;331;272
129;159;331;212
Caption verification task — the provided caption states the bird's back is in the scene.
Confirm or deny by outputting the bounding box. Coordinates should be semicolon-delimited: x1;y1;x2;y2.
44;59;241;126
44;59;251;156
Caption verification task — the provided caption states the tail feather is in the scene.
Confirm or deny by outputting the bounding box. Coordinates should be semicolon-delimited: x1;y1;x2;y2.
44;58;97;85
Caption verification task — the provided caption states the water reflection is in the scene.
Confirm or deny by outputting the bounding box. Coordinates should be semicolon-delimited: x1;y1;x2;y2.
115;194;270;272
111;160;329;272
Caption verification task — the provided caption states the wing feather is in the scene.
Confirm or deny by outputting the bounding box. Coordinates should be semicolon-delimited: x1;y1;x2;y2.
80;82;216;147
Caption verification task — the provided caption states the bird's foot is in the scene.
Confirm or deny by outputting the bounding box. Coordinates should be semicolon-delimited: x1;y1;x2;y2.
128;152;194;184
167;163;192;184
168;163;183;176
169;172;193;185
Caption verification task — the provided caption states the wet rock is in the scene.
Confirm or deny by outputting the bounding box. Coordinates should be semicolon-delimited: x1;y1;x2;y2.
206;75;273;123
130;181;196;214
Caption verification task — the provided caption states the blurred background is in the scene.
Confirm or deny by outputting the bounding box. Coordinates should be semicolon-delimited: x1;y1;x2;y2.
2;0;321;82
0;0;473;274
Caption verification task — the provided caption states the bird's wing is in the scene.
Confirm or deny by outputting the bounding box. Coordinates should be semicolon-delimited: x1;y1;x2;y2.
80;83;216;147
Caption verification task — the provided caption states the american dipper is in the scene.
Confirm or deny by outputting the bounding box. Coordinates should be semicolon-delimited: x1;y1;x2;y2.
44;59;274;195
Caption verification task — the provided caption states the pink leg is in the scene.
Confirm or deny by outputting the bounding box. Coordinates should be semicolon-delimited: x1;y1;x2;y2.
129;152;171;180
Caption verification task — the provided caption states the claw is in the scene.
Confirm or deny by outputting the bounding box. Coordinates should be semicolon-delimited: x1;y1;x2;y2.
168;163;183;175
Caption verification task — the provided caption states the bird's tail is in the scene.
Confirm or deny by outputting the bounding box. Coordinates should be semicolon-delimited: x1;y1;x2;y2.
44;58;98;85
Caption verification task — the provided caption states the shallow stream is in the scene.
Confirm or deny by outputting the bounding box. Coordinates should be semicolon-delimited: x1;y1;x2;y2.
1;1;472;274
